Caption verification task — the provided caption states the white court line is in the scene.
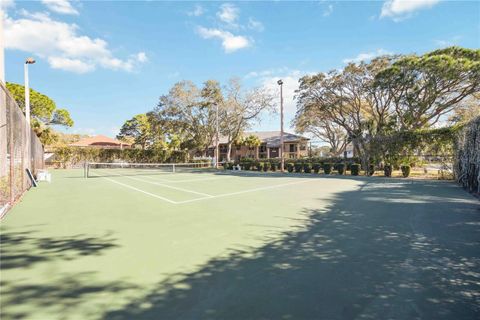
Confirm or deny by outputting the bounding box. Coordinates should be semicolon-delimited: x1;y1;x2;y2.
95;169;214;198
122;175;215;198
176;178;314;204
102;177;179;204
143;175;234;184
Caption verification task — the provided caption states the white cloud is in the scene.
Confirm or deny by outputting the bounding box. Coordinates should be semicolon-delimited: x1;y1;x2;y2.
323;4;333;17
48;56;94;73
381;0;440;20
42;0;79;15
4;10;147;73
195;3;262;53
197;26;250;53
187;4;204;17
135;52;148;63
0;0;15;10
217;3;239;27
343;49;392;64
247;17;264;32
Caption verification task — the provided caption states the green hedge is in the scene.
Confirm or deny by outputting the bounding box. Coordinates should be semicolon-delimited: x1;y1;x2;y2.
323;163;333;174
401;165;411;178
303;163;312;173
368;164;375;176
294;163;303;173
350;164;360;176
287;163;294;173
337;163;346;175
312;163;321;174
384;164;392;177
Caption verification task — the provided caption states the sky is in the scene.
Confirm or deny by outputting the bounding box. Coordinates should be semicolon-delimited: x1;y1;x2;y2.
2;0;479;137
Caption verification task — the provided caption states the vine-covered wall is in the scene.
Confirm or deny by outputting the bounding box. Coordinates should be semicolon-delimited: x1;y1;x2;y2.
454;117;480;194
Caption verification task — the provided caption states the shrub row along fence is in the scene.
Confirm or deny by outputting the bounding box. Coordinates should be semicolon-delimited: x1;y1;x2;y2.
454;117;480;194
47;146;190;168
0;82;45;214
224;158;414;178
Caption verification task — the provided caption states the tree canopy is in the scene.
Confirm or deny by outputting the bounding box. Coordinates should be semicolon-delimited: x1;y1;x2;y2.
6;82;74;145
295;46;479;168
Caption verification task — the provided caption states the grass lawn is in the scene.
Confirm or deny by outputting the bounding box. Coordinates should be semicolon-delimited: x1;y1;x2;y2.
1;169;479;320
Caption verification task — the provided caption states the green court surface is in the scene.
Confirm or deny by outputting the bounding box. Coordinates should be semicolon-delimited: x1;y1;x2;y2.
1;169;479;320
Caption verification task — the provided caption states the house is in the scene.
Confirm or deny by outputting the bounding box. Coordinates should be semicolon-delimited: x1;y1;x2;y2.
69;135;130;149
210;131;310;161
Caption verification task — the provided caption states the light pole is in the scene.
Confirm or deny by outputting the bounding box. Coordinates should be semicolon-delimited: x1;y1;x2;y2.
277;79;284;172
215;103;219;169
24;57;35;126
24;57;35;172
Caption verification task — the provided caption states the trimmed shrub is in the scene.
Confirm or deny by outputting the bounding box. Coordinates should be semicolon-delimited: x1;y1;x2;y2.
225;162;234;170
401;165;411;178
323;163;333;174
384;164;393;177
294;163;303;173
256;162;263;171
263;162;269;172
350;164;360;176
303;163;312;173
337;163;346;175
368;164;375;176
287;163;294;173
312;163;321;174
270;161;277;171
243;162;252;170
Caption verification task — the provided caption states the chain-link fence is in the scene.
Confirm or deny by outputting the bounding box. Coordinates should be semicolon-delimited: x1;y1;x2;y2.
0;82;45;214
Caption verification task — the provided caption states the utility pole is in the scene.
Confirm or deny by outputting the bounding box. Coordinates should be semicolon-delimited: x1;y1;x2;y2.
215;103;219;169
24;58;35;127
277;79;284;172
24;57;35;173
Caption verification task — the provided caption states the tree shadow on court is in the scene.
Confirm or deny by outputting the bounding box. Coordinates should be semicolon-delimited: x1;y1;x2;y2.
1;272;137;320
0;230;130;320
102;180;479;320
0;230;118;270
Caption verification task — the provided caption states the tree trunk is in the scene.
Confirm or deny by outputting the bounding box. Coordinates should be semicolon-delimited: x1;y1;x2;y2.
226;142;233;162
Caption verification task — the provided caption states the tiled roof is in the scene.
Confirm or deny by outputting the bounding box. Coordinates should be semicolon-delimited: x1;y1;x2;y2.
69;135;130;147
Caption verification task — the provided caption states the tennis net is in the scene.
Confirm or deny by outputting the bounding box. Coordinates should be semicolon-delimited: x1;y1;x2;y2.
84;162;213;178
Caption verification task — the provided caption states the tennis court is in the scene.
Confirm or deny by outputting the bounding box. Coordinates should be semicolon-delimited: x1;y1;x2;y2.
1;167;479;320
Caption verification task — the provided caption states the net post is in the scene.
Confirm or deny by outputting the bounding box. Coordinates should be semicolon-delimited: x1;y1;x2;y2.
172;164;175;173
84;162;89;178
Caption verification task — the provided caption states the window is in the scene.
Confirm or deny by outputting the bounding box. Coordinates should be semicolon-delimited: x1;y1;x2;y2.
289;144;296;152
300;144;306;151
259;145;267;153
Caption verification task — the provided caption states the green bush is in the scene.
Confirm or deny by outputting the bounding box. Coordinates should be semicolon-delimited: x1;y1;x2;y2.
323;163;333;174
225;162;234;170
350;164;360;176
286;163;294;173
337;163;346;175
368;164;375;176
294;163;303;173
312;163;321;174
303;163;312;173
384;164;393;177
270;161;277;171
256;162;263;171
243;162;252;170
263;162;269;172
401;165;411;178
